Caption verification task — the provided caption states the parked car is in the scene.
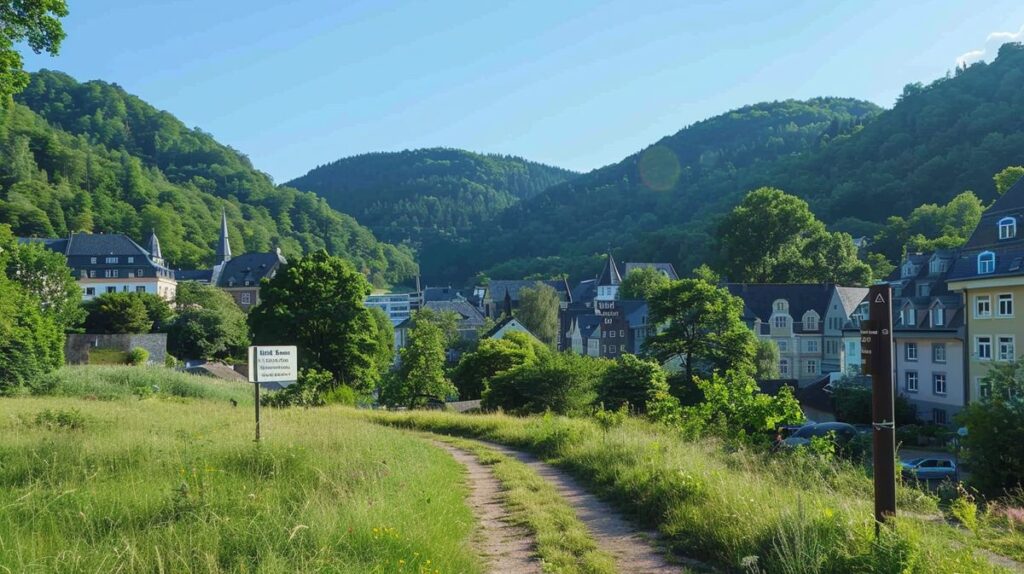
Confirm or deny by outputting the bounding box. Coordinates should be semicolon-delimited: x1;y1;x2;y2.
900;458;958;482
781;422;858;448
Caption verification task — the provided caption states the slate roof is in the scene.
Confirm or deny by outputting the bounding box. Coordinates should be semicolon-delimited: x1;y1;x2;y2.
423;300;487;329
17;237;68;252
176;269;213;282
948;176;1024;282
487;279;571;302
624;262;679;280
422;286;463;302
216;251;286;288
480;316;538;340
886;250;964;331
723;283;836;326
835;286;870;317
575;314;602;340
571;279;596;304
597;253;622;286
65;233;153;257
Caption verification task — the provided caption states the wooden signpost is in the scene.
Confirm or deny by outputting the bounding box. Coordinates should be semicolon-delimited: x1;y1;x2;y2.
860;285;896;528
247;345;298;442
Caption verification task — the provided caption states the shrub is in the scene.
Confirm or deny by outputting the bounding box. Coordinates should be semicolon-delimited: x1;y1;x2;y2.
950;486;979;532
482;352;611;415
33;408;86;430
127;347;149;365
450;332;542;400
0;276;64;393
596;354;669;414
322;384;357;406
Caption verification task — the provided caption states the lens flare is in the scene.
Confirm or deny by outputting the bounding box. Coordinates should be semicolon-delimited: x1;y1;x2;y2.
638;145;681;192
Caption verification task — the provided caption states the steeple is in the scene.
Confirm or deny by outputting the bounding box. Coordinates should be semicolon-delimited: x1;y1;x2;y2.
503;288;513;317
595;249;621;301
148;229;163;263
216;209;232;264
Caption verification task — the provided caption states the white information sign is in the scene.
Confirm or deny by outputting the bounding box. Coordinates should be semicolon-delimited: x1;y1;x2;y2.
248;346;298;384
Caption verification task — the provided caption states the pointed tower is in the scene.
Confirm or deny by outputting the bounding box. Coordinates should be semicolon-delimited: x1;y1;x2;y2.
216;209;232;264
595;249;621;301
503;288;513;317
148;229;164;265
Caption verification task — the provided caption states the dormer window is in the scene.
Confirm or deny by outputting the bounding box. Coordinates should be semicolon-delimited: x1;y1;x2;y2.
999;217;1017;240
901;262;916;278
931;304;945;327
802;311;819;331
773;299;788;312
929;257;947;274
978;251;996;274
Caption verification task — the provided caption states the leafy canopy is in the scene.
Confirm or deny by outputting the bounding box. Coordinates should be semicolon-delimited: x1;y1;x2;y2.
619;266;671;301
514;282;560;347
0;0;67;100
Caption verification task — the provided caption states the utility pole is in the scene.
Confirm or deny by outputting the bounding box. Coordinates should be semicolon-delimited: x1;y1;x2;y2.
861;284;896;528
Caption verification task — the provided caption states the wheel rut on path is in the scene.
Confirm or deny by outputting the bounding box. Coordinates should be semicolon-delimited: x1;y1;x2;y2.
433;442;542;574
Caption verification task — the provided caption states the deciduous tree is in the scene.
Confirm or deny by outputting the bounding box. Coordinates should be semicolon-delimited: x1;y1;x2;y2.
83;292;153;334
597;354;670;413
619;267;670;300
451;332;541;400
0;0;68;100
515;282;560;347
381;313;455;407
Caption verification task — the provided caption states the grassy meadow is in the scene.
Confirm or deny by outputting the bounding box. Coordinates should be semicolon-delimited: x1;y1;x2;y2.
0;367;481;574
364;409;1015;574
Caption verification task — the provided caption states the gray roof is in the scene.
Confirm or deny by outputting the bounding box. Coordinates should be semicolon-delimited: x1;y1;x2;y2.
217;251;286;288
487;279;571;302
624;262;679;280
835;286;870;317
65;233;153;257
948;176;1024;282
422;286;463;302
423;300;486;329
723;283;836;330
177;269;213;282
887;250;964;330
597;253;622;286
572;279;596;303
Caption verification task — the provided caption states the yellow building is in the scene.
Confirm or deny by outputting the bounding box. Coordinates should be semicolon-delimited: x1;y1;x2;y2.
946;179;1024;402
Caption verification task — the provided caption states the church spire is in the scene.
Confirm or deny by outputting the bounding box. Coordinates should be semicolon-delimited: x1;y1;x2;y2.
503;288;513;317
216;209;232;264
148;229;163;262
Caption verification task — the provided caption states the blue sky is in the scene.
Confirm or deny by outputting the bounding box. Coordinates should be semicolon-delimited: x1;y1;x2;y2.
23;1;1024;182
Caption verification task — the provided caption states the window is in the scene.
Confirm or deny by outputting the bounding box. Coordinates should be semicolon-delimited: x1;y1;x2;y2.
806;339;818;353
619;330;625;338
905;308;916;325
933;343;946;363
931;306;944;327
105;256;118;264
609;330;616;339
999;217;1017;240
933;409;947;425
806;360;817;375
122;285;129;292
999;336;1016;361
918;283;930;297
933;373;947;395
779;359;790;376
980;381;992;398
106;286;116;294
240;292;252;305
775;300;786;311
978;251;996;274
803;313;818;331
778;340;788;352
976;295;992;318
999;294;1014;317
773;316;787;329
85;287;95;296
127;256;135;263
977;336;992;360
905;342;918;361
90;257;97;264
135;286;146;293
88;270;97;278
138;269;145;277
619;344;625;352
905;371;919;392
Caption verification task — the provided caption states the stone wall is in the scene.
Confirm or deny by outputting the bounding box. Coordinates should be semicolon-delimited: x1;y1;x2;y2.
65;333;167;365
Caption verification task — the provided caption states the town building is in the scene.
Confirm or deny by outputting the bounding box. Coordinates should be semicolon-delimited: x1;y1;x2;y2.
19;231;177;302
365;292;415;326
394;299;487;357
946;177;1024;404
724;283;868;385
479;279;573;319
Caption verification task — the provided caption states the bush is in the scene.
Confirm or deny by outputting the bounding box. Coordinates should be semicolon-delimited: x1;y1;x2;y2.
322;384;357;406
596;354;669;414
0;276;64;393
127;347;149;365
451;332;542;400
33;408;86;431
482;351;611;415
28;365;250;403
834;384;918;425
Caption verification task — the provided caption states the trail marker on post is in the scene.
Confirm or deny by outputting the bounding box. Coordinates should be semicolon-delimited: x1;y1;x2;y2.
860;285;896;529
247;345;298;442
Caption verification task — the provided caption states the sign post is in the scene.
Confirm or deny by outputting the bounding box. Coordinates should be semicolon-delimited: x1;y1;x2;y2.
247;346;298;442
860;285;896;528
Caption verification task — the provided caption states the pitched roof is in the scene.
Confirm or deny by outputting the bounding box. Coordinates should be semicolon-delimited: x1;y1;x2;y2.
480;316;538;341
596;253;622;286
835;286;870;317
422;286;463;302
886;250;964;330
216;251;286;288
571;279;596;303
723;283;836;324
487;279;571;302
624;262;679;280
176;269;213;282
423;300;486;329
65;233;153;257
216;210;232;264
948;177;1024;282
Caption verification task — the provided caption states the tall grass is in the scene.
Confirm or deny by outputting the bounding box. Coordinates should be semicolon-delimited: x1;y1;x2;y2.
0;397;482;573
25;365;252;404
363;409;1007;574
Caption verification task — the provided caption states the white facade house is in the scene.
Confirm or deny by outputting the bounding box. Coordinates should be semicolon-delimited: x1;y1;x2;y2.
365;293;414;326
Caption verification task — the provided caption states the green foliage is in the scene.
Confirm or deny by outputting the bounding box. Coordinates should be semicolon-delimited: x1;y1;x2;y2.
959;359;1024;495
833;384;918;425
287;148;576;253
618;266;670;300
0;0;67;100
366;306;395;375
685;371;804;438
754;338;781;380
482;351;611;416
3;235;82;330
715;187;871;284
83;292;154;334
514;281;560;346
248;250;386;393
381;312;455;407
0;273;62;392
994;165;1024;195
168;282;249;360
262;368;336;408
596;354;670;414
126;347;149;366
950;487;979;533
2;70;415;284
870;191;984;263
409;306;460;349
645;278;756;388
450;332;541;400
28;364;251;403
31;407;85;431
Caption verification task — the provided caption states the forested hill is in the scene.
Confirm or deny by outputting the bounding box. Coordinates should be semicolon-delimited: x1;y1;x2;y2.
428;42;1024;284
420;97;881;282
1;70;417;285
286;148;577;246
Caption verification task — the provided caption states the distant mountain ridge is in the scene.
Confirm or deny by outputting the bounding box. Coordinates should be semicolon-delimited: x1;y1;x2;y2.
287;148;577;247
2;70;417;285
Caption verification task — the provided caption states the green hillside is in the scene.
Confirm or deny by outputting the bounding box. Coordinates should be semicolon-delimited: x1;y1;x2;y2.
287;148;577;247
1;70;416;285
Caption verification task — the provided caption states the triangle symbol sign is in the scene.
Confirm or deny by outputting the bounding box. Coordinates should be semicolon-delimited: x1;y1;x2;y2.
874;293;886;303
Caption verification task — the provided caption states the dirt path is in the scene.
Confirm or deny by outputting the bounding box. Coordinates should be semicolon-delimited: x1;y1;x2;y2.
479;441;693;573
433;442;542;574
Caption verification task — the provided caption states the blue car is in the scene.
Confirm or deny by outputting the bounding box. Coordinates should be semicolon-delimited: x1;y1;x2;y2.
900;457;958;482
